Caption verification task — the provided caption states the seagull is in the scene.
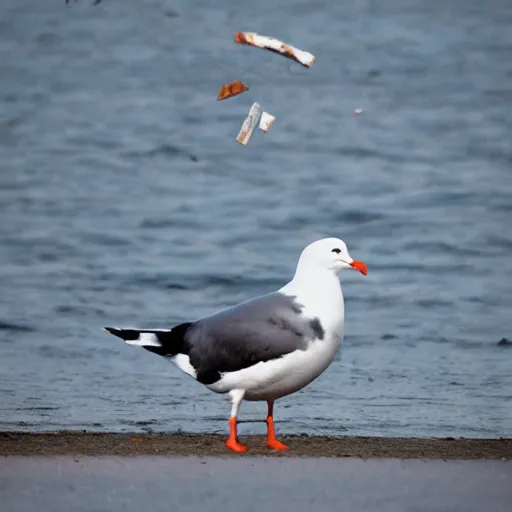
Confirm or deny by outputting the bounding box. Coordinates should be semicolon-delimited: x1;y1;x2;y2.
104;237;368;453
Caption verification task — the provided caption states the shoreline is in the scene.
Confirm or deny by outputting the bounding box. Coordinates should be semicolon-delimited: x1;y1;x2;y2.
1;432;510;459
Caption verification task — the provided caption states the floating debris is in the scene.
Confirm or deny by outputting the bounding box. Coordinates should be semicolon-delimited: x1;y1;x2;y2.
497;338;512;347
259;111;276;132
217;80;249;101
234;32;315;68
236;102;261;146
353;108;364;115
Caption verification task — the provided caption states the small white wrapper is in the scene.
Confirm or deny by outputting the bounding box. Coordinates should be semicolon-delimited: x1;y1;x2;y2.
236;102;261;145
259;111;276;132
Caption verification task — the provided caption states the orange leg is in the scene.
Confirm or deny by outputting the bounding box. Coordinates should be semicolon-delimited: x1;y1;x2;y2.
225;390;248;453
266;401;289;450
225;417;248;453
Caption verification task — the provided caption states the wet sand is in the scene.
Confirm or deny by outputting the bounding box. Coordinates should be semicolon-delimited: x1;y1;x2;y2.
1;431;510;458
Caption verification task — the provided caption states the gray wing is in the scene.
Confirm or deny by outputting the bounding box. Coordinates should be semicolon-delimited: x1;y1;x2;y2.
183;292;324;385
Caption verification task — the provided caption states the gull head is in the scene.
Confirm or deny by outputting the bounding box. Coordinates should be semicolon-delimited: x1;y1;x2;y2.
297;237;368;275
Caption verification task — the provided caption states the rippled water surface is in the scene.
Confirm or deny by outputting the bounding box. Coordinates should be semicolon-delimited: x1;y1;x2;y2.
1;0;511;437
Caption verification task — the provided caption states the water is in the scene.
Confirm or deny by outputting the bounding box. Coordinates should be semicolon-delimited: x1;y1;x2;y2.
0;0;511;438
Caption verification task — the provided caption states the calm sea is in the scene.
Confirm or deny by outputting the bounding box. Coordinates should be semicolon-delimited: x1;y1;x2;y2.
0;0;511;437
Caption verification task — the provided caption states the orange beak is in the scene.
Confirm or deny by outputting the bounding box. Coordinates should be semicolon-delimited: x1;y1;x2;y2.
350;260;368;276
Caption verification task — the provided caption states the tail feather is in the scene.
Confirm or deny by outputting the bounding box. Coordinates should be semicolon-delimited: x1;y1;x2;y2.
104;323;192;357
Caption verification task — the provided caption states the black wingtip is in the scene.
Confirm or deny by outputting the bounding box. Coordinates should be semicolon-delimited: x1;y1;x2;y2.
104;327;121;338
103;327;145;341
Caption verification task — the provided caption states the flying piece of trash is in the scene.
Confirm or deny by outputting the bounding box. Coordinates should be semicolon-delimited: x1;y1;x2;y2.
217;32;314;144
259;112;276;132
234;31;315;68
217;80;249;101
236;102;261;146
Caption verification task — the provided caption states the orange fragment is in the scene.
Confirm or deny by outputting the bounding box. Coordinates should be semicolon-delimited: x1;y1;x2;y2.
217;80;249;101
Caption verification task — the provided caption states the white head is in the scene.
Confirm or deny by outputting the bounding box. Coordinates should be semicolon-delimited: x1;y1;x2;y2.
296;237;368;275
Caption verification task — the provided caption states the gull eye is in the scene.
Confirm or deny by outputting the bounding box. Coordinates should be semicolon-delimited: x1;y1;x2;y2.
331;248;341;254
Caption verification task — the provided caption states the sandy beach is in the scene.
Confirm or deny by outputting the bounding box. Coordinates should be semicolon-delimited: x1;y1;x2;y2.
1;431;510;458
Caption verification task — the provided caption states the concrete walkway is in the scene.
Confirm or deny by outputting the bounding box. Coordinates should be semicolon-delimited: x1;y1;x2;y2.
1;457;511;512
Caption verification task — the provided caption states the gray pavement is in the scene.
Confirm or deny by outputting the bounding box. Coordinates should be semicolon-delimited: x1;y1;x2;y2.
1;457;511;512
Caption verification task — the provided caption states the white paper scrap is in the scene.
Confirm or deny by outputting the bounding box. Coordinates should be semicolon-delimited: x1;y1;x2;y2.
236;102;261;145
259;111;276;132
